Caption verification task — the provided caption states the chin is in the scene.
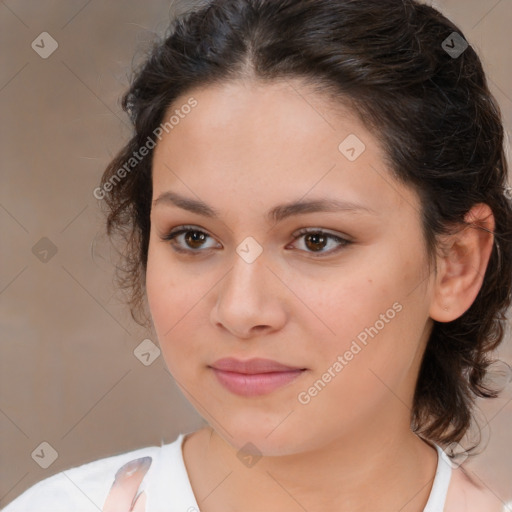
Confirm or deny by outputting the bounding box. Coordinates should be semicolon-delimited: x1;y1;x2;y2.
209;417;308;457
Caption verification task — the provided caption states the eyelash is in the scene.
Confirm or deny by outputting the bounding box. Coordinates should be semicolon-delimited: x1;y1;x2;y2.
161;225;352;257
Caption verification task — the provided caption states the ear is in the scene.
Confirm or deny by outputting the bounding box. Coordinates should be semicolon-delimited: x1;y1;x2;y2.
429;203;495;322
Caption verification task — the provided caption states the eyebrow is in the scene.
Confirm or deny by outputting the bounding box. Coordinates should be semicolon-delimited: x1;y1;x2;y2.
152;191;377;223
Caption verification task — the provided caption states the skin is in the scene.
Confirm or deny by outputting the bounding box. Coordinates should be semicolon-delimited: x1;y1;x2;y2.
142;79;499;511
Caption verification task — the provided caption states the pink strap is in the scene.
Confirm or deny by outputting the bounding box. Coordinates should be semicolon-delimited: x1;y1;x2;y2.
103;456;152;511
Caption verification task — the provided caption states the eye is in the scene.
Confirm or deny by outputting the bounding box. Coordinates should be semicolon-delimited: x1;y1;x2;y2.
162;225;220;255
288;228;352;257
161;225;352;257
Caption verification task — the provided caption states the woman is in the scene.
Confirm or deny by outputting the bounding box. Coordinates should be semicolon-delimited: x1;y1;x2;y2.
4;0;512;510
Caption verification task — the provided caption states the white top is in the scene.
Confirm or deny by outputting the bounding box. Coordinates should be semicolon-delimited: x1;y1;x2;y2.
2;432;510;512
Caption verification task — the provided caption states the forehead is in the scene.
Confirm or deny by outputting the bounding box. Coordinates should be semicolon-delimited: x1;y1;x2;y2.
154;79;361;168
151;79;419;218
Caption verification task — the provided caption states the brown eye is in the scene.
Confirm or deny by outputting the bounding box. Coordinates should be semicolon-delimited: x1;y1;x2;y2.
304;232;329;252
162;225;220;255
290;229;351;257
184;230;208;249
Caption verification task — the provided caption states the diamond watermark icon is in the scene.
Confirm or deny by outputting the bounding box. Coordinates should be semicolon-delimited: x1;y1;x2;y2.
441;32;468;59
236;236;263;264
338;134;366;162
440;441;469;469
237;442;263;468
31;32;59;59
32;237;58;263
31;441;58;469
134;338;161;366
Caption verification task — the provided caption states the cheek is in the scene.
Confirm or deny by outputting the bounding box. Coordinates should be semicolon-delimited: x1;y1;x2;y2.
145;245;216;373
297;296;417;432
146;240;197;324
145;247;171;331
297;266;398;345
317;287;404;378
306;253;426;387
145;247;190;353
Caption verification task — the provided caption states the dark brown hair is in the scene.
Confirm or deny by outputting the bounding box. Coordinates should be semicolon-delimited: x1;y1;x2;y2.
100;0;512;450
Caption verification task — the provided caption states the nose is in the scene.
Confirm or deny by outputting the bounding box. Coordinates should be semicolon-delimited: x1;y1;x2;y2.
210;252;288;340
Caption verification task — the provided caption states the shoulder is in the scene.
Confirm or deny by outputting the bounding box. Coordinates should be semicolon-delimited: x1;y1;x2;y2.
1;443;165;512
445;465;508;512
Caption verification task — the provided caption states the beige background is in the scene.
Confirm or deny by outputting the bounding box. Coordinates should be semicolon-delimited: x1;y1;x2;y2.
1;0;511;508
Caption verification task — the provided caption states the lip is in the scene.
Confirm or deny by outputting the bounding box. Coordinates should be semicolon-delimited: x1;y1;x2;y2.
210;357;305;374
209;358;307;397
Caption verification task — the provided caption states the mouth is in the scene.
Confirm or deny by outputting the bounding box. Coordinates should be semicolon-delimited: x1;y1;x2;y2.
208;357;307;397
209;357;306;374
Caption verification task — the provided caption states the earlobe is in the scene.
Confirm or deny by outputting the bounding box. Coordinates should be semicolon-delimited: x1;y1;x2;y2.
429;203;495;323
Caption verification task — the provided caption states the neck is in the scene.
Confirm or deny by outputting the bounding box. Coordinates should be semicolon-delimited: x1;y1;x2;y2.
183;419;439;512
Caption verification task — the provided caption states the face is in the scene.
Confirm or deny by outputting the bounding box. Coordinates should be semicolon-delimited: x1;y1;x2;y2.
147;79;436;455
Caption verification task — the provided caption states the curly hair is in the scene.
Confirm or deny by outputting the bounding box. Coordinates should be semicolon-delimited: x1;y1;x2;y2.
99;0;512;450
